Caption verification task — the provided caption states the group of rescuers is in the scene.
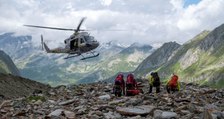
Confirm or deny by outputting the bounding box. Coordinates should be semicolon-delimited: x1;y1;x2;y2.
113;72;180;96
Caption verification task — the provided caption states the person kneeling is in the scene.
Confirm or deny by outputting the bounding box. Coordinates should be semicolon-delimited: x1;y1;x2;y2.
148;72;161;93
126;74;140;96
166;73;180;94
113;74;125;97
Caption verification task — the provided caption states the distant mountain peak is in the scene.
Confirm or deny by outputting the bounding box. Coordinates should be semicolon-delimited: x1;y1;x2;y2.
105;41;129;48
129;42;144;47
163;41;180;46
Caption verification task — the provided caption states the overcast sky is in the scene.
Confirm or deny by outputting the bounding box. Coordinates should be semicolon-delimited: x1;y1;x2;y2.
0;0;224;48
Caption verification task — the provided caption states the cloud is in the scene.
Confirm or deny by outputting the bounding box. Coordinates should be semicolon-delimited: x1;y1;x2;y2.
178;0;224;30
0;0;224;48
100;0;112;6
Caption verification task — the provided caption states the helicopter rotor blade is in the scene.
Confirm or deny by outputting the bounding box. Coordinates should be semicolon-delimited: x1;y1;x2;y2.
75;17;86;33
24;25;76;31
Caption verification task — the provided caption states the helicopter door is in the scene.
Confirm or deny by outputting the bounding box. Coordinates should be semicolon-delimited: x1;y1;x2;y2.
70;38;79;50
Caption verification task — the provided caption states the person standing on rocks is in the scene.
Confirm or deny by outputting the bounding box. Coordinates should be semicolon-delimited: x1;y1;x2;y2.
166;73;180;93
148;72;161;93
113;74;125;97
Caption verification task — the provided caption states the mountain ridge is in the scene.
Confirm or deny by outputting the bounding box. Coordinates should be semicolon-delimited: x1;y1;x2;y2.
134;24;224;88
0;73;50;99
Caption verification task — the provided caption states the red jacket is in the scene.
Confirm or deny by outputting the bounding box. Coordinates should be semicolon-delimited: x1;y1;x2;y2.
168;75;178;88
126;74;137;89
114;74;125;93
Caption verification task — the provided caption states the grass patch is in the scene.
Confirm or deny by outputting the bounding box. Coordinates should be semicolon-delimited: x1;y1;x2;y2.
26;96;46;102
0;61;10;73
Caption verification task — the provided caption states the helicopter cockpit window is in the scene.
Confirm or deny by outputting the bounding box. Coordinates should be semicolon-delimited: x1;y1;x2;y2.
70;35;76;40
80;38;85;44
84;36;93;41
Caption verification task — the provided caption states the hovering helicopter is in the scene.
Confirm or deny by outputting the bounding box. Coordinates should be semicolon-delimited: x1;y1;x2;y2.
24;17;100;60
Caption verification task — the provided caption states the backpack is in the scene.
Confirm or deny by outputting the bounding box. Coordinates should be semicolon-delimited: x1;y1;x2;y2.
152;72;160;86
126;74;135;90
169;75;178;88
114;79;122;93
115;79;122;86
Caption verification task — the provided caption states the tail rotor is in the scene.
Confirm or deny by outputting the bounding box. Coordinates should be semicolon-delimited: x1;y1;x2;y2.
41;35;44;50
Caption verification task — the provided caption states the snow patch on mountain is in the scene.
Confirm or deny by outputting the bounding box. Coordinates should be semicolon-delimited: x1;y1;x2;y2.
108;58;122;68
127;50;145;63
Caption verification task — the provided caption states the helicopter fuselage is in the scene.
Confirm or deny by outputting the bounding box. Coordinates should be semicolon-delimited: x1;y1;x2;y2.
65;32;99;54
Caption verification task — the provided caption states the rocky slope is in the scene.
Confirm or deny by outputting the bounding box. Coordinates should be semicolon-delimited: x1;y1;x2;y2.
0;73;50;99
134;24;224;88
0;50;20;76
0;81;223;118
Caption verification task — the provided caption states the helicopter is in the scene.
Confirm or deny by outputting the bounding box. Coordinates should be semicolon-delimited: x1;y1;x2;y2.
24;17;100;60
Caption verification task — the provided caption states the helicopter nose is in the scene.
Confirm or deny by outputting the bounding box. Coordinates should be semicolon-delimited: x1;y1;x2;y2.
92;41;99;48
95;41;99;47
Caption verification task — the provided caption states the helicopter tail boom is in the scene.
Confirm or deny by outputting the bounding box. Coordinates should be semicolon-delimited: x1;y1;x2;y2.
41;35;70;54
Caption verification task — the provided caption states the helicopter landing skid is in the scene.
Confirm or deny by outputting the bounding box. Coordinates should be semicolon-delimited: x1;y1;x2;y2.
81;53;99;60
64;52;99;60
64;54;81;59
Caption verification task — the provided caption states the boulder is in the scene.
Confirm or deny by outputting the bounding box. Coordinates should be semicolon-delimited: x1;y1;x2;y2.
103;111;121;119
161;111;178;119
98;94;111;100
154;110;178;119
47;109;75;119
58;98;77;105
116;105;155;116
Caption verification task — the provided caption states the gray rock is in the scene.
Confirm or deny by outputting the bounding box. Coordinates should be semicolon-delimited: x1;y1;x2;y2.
180;110;191;115
128;115;144;119
47;109;75;119
125;98;143;106
98;94;111;100
103;111;122;119
154;110;163;119
212;111;224;119
161;111;177;119
154;110;178;119
181;113;194;119
201;109;213;119
58;98;77;105
48;109;64;117
88;114;101;119
63;110;76;119
0;100;12;108
116;105;155;116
